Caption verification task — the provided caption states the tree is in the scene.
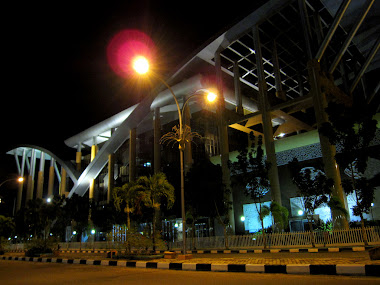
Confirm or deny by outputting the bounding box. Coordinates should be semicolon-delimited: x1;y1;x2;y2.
269;201;289;232
289;158;333;247
112;181;144;230
91;202;117;235
135;172;175;251
64;194;89;249
0;215;15;253
185;158;226;237
320;98;378;245
229;134;272;248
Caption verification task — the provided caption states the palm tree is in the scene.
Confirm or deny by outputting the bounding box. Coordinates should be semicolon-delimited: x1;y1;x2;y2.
270;201;289;232
112;181;144;230
257;203;270;249
135;172;175;251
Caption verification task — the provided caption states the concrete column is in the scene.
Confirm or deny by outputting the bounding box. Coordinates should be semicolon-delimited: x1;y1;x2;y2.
308;59;349;229
26;149;36;202
107;153;114;203
89;138;98;199
233;61;244;114
215;48;235;233
16;148;26;211
129;128;136;182
47;158;55;198
76;144;82;172
154;108;161;174
36;152;45;199
252;25;282;206
60;167;68;197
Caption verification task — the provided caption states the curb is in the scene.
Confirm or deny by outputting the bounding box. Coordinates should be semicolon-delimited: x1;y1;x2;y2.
63;246;368;254
2;256;379;276
5;246;372;255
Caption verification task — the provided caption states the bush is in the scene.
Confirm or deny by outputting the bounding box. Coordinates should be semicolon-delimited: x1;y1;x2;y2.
25;238;58;257
124;230;151;254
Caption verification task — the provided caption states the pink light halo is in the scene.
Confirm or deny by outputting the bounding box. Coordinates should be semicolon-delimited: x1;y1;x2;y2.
107;29;156;77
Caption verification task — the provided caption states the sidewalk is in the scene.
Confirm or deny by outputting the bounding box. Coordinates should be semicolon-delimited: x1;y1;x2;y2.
2;249;380;277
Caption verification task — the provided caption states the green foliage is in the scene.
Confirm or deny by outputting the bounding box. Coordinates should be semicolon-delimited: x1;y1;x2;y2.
25;237;58;257
91;203;117;233
134;173;175;250
320;98;378;222
64;194;89;239
112;181;145;229
136;173;175;211
0;215;15;251
289;158;333;218
229;133;271;247
328;196;349;220
17;196;65;240
229;134;271;203
316;220;333;232
270;201;289;231
259;205;270;222
320;99;377;174
0;215;15;239
113;181;144;214
185;158;226;222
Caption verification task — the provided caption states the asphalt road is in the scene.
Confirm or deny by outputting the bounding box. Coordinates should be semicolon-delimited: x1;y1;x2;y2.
0;260;379;285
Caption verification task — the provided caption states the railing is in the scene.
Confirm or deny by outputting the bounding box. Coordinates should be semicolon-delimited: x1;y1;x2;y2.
170;227;380;250
6;227;380;251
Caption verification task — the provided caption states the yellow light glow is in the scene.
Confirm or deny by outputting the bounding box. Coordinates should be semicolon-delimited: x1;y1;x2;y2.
17;177;24;183
207;92;217;102
132;56;149;74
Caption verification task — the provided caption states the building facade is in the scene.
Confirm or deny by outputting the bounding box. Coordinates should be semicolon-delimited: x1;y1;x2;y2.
7;0;380;237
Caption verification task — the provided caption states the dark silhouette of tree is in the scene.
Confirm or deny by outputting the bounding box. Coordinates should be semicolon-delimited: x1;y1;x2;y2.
91;202;117;235
289;158;333;247
0;215;15;253
64;194;89;248
185;157;226;247
320;98;378;245
229;133;271;248
135;173;175;251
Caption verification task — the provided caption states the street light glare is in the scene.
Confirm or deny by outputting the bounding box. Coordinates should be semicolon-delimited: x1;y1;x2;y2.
207;92;217;102
17;177;24;183
132;56;149;74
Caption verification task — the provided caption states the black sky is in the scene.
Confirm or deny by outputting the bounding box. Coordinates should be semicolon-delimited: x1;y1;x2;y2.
1;0;267;178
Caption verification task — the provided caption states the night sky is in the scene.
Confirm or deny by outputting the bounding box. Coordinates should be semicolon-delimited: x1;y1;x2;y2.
1;1;268;179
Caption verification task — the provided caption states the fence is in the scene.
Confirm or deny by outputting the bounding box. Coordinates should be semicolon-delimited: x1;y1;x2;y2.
168;227;380;250
7;227;380;251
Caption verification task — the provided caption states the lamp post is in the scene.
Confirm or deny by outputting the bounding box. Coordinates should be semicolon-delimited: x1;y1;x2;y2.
0;177;24;216
0;177;24;188
132;56;216;256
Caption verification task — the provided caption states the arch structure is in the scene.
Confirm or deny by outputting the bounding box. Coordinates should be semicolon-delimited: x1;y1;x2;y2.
6;145;79;211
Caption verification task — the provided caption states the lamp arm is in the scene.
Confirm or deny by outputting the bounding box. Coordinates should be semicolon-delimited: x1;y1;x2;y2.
157;77;183;134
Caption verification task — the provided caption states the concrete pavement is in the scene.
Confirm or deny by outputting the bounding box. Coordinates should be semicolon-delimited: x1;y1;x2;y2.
1;260;379;285
2;249;380;277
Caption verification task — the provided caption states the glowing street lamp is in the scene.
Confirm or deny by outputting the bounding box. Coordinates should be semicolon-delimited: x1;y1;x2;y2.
132;56;149;75
207;92;217;103
132;55;217;256
0;177;24;188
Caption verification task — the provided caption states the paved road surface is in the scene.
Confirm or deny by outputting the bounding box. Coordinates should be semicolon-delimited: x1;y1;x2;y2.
0;260;379;285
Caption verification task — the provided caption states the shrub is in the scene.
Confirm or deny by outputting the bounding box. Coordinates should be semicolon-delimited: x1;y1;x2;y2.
25;238;58;257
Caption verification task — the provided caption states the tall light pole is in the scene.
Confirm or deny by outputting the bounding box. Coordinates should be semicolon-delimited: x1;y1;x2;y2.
0;177;24;188
0;177;24;216
132;56;216;256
